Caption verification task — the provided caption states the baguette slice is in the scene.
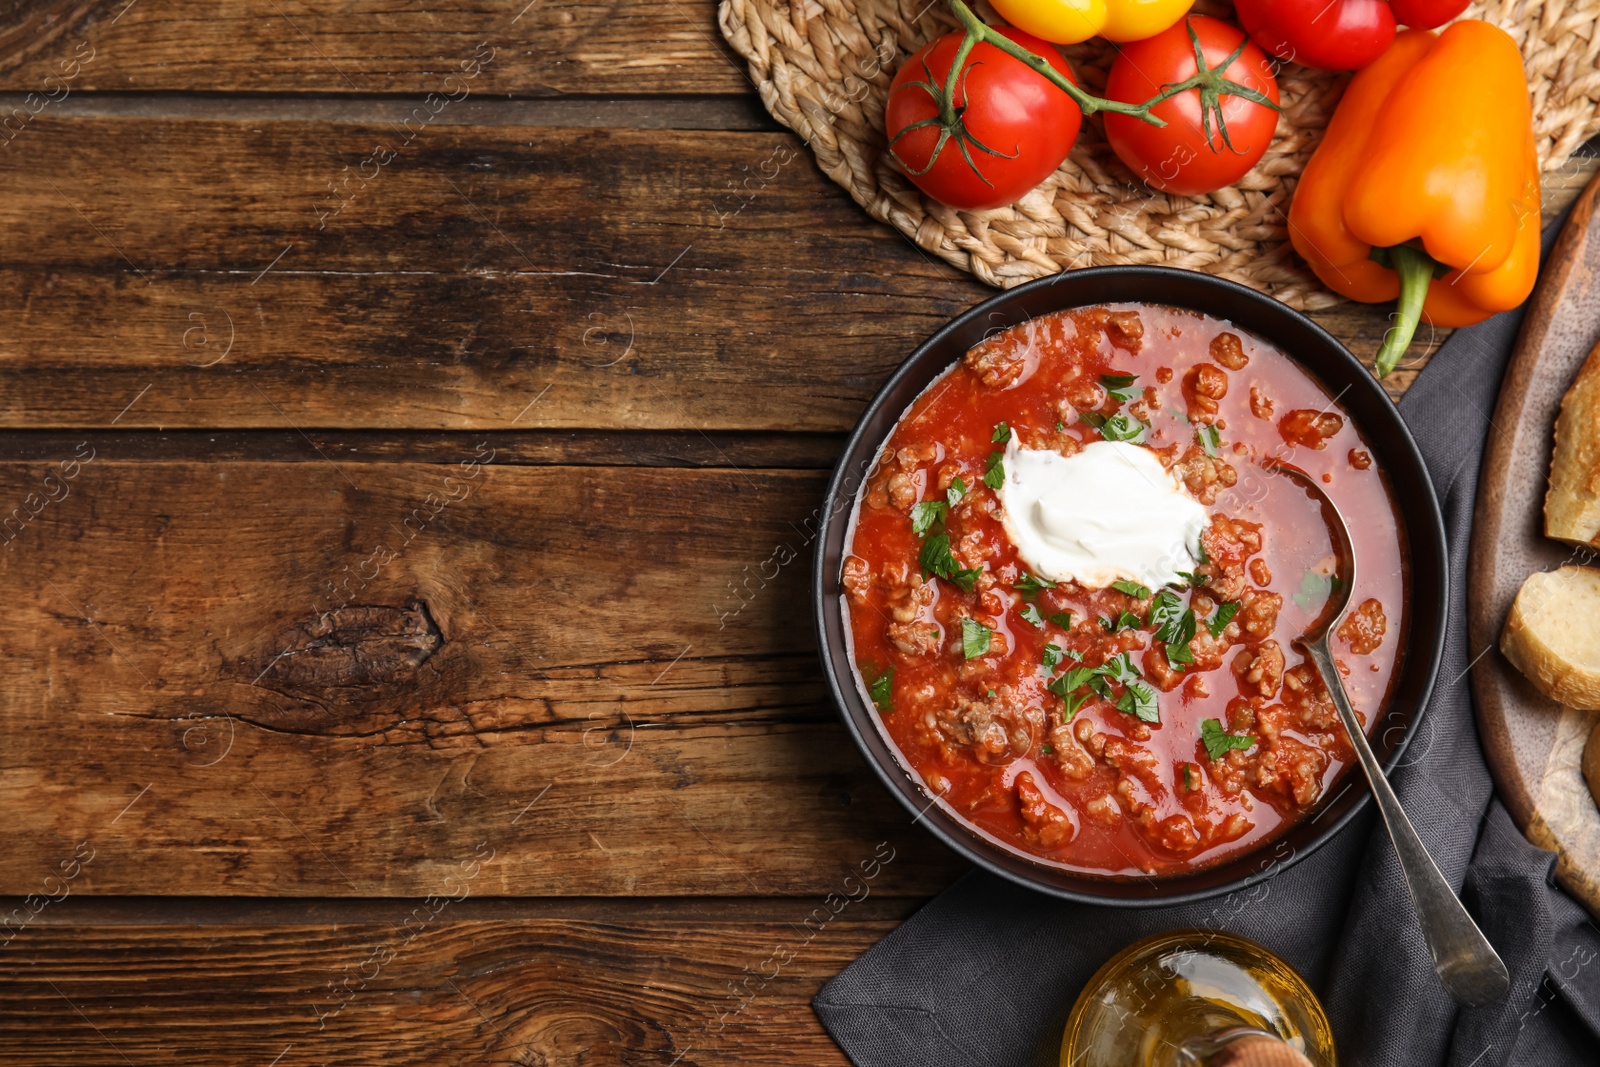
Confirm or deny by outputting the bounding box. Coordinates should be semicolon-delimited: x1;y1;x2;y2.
1500;566;1600;710
1546;343;1600;548
1584;721;1600;811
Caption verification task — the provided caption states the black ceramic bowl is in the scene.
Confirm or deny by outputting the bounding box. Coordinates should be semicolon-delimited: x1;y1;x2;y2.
813;266;1447;906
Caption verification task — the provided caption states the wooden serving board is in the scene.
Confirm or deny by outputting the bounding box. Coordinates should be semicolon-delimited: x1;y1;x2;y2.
1471;173;1600;917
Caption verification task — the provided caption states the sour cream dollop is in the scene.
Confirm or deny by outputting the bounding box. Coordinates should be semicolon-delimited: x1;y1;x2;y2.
998;438;1206;590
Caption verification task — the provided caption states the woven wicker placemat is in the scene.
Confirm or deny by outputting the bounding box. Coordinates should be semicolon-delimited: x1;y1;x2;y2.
718;0;1600;307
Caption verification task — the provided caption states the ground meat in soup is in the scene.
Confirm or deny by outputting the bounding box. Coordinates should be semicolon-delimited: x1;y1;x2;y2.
844;304;1407;877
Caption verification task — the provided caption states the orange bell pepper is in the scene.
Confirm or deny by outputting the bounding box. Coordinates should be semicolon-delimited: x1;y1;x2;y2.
1288;22;1540;376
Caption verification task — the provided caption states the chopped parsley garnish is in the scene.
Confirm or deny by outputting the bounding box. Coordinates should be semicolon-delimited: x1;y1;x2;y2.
918;533;952;575
1080;375;1150;441
1292;570;1343;610
910;500;947;538
1047;663;1098;721
1041;744;1054;755
1112;579;1152;599
1050;611;1074;631
1047;664;1097;697
1100;611;1141;633
1196;538;1210;565
946;477;968;508
991;421;1011;443
951;569;981;594
1054;420;1065;431
867;666;893;713
1045;651;1159;724
1098;653;1142;686
1117;680;1160;723
1019;603;1044;628
1152;588;1190;639
960;618;992;659
1101;373;1141;403
1174;570;1200;587
1197;423;1221;457
1149;589;1197;668
1206;601;1240;638
919;533;981;592
1183;764;1195;791
1201;718;1256;760
1081;410;1149;443
1014;572;1055;597
1041;643;1064;672
983;451;1005;490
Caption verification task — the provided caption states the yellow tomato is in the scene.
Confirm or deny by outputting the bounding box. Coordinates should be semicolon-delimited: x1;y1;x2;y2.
987;0;1195;45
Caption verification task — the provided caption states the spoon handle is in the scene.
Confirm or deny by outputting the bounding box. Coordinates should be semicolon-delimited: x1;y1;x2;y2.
1300;640;1510;1007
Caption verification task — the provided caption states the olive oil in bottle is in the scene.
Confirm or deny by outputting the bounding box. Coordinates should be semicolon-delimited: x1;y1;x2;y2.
1060;930;1335;1067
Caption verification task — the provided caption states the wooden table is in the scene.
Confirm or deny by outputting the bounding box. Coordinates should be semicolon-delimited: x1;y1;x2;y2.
0;4;1590;1062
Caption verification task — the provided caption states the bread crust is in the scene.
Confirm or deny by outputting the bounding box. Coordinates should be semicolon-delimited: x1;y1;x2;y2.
1500;568;1600;710
1584;721;1600;812
1545;342;1600;548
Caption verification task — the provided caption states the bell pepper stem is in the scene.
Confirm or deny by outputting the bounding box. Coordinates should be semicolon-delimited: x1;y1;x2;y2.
1374;244;1436;378
945;0;1166;127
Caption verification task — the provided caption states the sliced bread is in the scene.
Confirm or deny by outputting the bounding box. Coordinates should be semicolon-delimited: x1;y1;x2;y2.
1584;721;1600;810
1546;343;1600;548
1501;566;1600;710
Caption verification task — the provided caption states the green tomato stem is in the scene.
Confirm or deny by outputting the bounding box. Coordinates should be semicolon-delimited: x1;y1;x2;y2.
946;0;1167;128
1374;244;1438;378
940;30;979;126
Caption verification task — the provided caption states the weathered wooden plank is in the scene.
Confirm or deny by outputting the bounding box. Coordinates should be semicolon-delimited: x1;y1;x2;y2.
0;0;749;95
0;118;1583;429
0;429;848;468
0;92;781;131
0;117;972;431
0;459;964;896
0;913;898;1064
20;894;925;924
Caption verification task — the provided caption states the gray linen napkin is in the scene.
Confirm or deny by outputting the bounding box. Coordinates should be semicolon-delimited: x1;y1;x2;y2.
814;228;1600;1066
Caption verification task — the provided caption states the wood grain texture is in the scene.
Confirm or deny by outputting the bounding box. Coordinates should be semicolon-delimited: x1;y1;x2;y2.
0;0;749;95
0;429;849;468
0;911;895;1064
0;116;975;431
0;92;781;130
1470;171;1600;918
0;458;964;895
3;111;1587;428
6;120;1584;431
2;5;1593;1059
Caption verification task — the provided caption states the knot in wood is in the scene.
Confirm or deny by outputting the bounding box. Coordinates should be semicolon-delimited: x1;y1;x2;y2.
258;600;443;691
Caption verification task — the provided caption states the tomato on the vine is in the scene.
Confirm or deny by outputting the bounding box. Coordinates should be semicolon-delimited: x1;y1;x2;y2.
1102;16;1281;197
1389;0;1472;29
885;27;1082;211
1234;0;1395;71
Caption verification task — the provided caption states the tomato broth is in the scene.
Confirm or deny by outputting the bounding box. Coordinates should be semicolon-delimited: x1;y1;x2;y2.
843;304;1407;877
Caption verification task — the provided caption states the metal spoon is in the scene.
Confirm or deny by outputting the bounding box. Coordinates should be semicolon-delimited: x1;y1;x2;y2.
1268;463;1510;1007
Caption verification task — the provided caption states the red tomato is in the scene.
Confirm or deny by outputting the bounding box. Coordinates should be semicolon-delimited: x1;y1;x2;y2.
1103;17;1281;198
1389;0;1472;29
1234;0;1395;71
885;28;1082;211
